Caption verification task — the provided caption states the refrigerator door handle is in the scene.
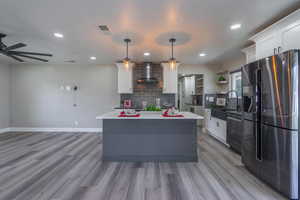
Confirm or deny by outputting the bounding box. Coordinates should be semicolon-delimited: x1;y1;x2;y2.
256;68;263;161
277;46;282;54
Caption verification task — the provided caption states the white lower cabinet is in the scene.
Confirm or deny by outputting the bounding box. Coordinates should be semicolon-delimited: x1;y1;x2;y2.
205;109;228;145
208;117;227;145
204;109;211;132
204;109;228;145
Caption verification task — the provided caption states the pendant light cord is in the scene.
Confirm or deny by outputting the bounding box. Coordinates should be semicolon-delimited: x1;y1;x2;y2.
169;38;176;60
171;41;174;59
124;38;131;60
126;40;128;59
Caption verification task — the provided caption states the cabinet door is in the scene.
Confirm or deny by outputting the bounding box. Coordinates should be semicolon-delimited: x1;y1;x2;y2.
209;117;227;144
227;117;242;153
161;63;178;94
204;109;211;130
281;21;300;52
242;45;256;64
217;119;227;143
207;116;215;135
256;34;280;60
117;63;133;94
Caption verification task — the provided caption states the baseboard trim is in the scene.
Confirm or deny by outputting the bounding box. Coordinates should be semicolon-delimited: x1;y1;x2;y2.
103;155;198;162
0;128;11;134
7;127;103;133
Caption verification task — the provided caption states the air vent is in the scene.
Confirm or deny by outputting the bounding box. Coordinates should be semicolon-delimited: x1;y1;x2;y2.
99;25;110;32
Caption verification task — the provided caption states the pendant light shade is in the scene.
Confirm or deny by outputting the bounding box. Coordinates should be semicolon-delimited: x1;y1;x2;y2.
169;38;177;70
123;38;131;68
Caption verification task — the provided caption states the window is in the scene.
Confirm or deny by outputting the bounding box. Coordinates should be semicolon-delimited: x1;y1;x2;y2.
229;70;242;98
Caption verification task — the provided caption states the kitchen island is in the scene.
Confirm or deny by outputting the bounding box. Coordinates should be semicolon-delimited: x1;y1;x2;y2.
96;111;203;162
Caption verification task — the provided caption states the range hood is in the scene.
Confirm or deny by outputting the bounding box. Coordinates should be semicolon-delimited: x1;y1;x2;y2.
136;62;159;84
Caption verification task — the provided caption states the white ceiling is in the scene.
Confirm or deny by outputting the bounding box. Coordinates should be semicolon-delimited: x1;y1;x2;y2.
0;0;299;65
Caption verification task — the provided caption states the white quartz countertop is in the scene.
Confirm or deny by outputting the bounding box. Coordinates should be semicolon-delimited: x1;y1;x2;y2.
96;111;204;120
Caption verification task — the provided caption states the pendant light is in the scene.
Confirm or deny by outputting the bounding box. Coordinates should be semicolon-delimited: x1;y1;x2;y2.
123;38;131;68
169;38;177;70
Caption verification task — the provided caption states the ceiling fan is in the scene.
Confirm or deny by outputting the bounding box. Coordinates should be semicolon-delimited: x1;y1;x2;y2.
0;33;53;62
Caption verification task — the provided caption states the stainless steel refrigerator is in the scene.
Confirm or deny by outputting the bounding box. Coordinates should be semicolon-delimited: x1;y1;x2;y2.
242;50;298;199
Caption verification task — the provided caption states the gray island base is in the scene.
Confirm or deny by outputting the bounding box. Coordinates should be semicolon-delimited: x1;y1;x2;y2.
97;112;203;162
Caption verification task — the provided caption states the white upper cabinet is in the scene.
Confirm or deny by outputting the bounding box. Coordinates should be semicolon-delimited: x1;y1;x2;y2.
116;63;134;94
255;33;281;60
249;9;300;60
161;62;179;94
241;45;256;64
281;21;300;51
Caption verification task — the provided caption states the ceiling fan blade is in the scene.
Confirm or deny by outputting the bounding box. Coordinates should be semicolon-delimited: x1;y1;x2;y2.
17;54;49;62
6;54;24;62
0;41;7;49
0;33;6;38
5;43;26;51
8;51;52;57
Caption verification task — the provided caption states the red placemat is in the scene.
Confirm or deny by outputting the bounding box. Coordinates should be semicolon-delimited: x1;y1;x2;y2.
118;114;140;117
162;114;184;117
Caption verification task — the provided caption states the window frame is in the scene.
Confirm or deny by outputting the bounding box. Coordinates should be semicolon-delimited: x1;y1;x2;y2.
229;69;242;99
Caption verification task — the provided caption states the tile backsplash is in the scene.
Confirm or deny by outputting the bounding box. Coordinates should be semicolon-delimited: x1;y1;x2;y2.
133;62;163;93
120;63;175;108
121;93;175;109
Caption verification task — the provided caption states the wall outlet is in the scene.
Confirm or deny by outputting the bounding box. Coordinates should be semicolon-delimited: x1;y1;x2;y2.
74;121;79;126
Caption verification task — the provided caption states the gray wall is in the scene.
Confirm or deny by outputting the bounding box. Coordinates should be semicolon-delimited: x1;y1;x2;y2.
8;63;219;130
10;64;119;129
0;62;10;129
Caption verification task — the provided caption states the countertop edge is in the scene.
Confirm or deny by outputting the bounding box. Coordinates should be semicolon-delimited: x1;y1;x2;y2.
96;112;204;120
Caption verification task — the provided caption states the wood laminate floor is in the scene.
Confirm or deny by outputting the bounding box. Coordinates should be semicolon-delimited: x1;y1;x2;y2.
0;131;286;200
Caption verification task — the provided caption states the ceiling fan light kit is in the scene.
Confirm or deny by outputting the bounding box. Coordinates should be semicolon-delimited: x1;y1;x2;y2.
0;33;53;62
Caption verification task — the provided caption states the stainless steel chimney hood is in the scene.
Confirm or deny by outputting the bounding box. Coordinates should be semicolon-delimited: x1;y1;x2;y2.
136;62;158;84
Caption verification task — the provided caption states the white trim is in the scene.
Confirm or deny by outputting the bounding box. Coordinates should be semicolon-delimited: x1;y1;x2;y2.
0;128;11;134
6;127;102;133
249;9;300;42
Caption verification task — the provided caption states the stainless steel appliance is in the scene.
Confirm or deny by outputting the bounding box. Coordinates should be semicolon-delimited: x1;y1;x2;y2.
242;50;298;199
136;62;158;84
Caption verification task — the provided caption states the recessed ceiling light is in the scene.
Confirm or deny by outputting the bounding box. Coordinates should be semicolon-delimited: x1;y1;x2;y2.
54;32;64;38
199;53;206;57
230;24;241;30
144;52;150;56
90;56;96;60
